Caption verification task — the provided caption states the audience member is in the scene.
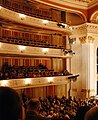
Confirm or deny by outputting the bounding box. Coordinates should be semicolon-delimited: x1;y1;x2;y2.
25;98;51;120
84;106;98;120
0;86;24;120
75;106;90;120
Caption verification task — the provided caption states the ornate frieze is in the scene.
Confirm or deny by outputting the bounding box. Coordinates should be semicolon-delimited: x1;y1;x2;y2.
79;36;86;44
79;35;94;44
71;23;98;44
72;23;98;37
88;36;94;43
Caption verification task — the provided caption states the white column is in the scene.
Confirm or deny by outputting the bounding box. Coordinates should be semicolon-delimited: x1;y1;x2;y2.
82;40;96;98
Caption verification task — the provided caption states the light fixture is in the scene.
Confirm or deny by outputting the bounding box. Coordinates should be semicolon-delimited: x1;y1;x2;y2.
0;80;8;86
0;6;2;10
63;49;75;55
18;45;26;52
42;48;48;54
42;20;49;24
19;13;26;20
69;38;76;45
25;78;31;85
62;23;67;28
69;26;73;31
47;77;53;83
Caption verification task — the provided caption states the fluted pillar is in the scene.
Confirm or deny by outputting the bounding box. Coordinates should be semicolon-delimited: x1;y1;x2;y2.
79;35;96;98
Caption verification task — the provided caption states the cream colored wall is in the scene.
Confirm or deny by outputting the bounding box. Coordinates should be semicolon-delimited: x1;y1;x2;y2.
55;84;67;98
52;58;63;72
70;38;82;98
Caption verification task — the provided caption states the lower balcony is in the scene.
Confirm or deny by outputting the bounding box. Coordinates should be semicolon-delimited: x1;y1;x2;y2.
0;76;69;89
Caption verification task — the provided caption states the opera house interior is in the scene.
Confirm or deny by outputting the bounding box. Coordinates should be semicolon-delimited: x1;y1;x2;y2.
0;0;98;117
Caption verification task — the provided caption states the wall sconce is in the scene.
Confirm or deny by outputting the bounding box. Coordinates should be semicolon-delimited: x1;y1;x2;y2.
18;45;26;53
42;48;48;54
19;13;26;20
25;78;31;85
47;77;53;84
69;38;76;45
63;49;75;55
42;20;49;25
57;23;67;28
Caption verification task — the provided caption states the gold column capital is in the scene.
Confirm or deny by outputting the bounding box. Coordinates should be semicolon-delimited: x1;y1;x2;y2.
88;36;94;43
79;35;94;44
79;36;86;44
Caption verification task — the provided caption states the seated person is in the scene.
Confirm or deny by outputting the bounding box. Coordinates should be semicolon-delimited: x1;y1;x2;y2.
26;98;51;120
84;106;98;120
63;69;72;76
0;86;24;120
75;106;90;120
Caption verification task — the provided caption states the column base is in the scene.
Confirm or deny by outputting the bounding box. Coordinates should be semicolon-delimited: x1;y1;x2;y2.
81;89;95;98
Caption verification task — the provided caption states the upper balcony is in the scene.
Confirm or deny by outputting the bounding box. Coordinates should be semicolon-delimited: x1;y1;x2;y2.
0;6;72;35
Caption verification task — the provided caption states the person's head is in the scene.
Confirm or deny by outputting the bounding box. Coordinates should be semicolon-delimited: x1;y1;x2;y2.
75;106;90;120
27;98;41;112
84;106;98;120
0;86;22;120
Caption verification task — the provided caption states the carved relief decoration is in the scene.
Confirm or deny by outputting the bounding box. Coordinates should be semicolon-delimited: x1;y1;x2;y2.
72;23;98;39
79;36;86;44
88;36;94;43
79;35;94;44
90;11;98;24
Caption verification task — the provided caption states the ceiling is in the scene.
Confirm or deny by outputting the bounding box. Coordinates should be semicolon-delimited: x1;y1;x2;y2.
73;0;95;4
34;0;98;8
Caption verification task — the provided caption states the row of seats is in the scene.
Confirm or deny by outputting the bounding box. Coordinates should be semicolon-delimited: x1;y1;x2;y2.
0;0;61;22
0;62;72;80
0;36;64;49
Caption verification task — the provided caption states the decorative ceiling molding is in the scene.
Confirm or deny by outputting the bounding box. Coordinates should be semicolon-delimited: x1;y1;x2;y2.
90;10;98;24
88;36;94;43
34;0;98;9
79;35;95;44
72;23;98;38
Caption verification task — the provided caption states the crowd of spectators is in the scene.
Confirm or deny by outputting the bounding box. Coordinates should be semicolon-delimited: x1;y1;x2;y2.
22;94;98;120
0;86;98;120
0;62;72;80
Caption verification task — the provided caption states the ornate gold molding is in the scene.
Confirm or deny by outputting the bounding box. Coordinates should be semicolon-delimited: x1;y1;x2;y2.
79;35;94;44
88;36;94;43
79;36;86;44
72;23;98;38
